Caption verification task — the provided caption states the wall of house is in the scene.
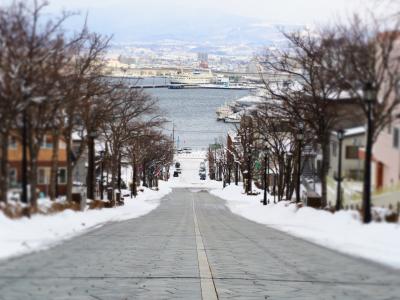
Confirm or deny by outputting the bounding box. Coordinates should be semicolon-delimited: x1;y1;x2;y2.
373;125;400;188
371;37;400;189
7;134;68;195
329;134;365;180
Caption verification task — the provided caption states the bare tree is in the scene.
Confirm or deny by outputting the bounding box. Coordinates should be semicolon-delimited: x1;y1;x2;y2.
102;87;163;201
61;31;111;201
0;1;78;209
254;102;296;201
333;16;400;142
236;114;257;194
259;29;358;206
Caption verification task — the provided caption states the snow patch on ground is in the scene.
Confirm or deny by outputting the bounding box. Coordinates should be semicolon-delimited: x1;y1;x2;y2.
211;184;400;269
0;181;171;260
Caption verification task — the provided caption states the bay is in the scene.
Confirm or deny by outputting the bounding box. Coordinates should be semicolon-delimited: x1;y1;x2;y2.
146;88;249;150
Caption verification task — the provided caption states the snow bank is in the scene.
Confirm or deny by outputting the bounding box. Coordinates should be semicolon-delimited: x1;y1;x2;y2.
211;184;400;269
0;181;171;260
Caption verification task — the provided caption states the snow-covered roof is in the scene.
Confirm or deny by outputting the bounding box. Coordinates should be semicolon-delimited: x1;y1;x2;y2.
345;126;366;137
341;126;365;137
332;126;365;138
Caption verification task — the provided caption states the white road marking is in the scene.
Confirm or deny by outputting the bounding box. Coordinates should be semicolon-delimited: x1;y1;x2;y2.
193;197;219;300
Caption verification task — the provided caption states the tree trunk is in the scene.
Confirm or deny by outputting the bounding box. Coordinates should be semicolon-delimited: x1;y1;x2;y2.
49;132;60;200
285;156;292;200
278;156;284;201
320;140;330;208
29;158;38;211
65;133;74;202
246;157;252;194
142;162;147;187
110;154;118;202
0;132;9;203
131;162;137;197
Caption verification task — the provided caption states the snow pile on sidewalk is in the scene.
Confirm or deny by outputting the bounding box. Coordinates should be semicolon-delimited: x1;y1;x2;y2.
211;184;400;269
0;181;171;260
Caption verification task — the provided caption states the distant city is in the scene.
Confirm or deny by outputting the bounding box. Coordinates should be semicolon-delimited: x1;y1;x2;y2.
103;22;300;77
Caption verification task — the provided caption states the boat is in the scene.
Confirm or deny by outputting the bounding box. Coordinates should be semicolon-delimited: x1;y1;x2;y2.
170;69;214;85
168;84;184;89
216;103;234;121
224;112;243;123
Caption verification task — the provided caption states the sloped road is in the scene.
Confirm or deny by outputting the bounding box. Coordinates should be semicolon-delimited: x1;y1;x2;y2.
0;188;399;299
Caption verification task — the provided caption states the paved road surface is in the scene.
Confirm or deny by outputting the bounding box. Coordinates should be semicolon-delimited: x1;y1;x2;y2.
0;189;399;299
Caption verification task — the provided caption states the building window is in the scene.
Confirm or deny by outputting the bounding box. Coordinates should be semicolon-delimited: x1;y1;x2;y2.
40;136;53;149
59;140;66;149
345;146;359;159
8;168;17;186
393;128;399;149
8;136;17;149
58;168;67;184
38;168;47;184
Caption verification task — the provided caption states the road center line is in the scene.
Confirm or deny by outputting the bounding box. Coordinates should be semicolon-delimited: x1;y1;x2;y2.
192;197;219;300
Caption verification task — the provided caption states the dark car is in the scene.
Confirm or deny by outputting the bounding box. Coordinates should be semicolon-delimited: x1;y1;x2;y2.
173;171;179;177
200;173;206;180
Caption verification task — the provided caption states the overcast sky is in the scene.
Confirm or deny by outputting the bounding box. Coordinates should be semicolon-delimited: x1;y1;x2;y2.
46;0;382;23
2;0;390;42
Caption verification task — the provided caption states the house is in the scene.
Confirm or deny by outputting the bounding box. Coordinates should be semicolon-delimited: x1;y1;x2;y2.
360;33;400;191
368;120;400;190
8;133;68;196
329;126;365;181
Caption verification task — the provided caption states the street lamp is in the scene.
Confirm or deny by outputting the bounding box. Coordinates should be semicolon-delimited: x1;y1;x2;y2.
259;147;269;205
285;152;293;200
335;129;344;211
362;82;376;223
21;110;28;203
296;124;304;203
87;130;97;200
99;150;105;200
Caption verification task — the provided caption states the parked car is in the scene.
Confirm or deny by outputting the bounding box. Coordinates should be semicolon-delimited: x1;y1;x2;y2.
200;173;206;180
173;171;179;177
182;147;192;154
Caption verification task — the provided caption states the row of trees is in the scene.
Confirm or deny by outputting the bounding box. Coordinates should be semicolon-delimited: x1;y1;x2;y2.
0;1;173;209
259;15;400;207
215;12;400;210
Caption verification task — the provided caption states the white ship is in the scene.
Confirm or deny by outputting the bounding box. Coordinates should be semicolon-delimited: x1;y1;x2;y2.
170;69;214;85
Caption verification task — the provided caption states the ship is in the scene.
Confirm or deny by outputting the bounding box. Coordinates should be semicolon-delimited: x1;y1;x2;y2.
170;69;214;85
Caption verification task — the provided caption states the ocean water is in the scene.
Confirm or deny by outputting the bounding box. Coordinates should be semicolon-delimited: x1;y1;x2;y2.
146;88;249;149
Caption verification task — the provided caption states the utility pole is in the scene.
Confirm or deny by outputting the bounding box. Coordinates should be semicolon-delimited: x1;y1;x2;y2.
172;122;175;149
335;129;344;211
21;110;28;203
87;131;96;200
362;83;375;223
